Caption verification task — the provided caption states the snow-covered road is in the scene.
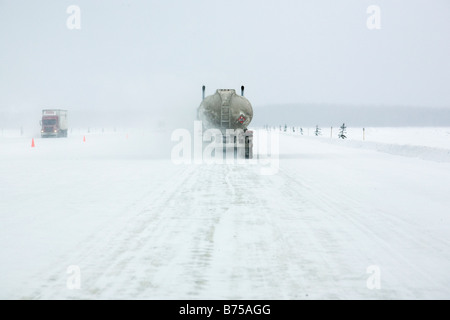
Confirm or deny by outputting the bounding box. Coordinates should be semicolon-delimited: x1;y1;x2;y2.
1;130;449;299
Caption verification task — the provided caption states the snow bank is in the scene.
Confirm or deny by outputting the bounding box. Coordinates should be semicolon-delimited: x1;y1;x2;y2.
279;127;450;163
326;139;450;163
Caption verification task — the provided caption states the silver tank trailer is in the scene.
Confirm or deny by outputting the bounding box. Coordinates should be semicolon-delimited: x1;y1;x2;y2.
197;86;254;159
197;86;253;133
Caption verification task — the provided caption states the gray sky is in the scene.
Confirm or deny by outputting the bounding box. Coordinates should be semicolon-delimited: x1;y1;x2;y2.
1;0;449;127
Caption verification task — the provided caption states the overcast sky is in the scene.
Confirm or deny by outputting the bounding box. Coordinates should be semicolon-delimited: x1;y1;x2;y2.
1;0;449;127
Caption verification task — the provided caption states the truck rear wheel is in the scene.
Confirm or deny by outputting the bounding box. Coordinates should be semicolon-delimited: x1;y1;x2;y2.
245;131;253;159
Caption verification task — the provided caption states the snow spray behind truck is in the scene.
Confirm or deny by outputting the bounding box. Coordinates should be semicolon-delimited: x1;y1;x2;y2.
40;109;68;138
197;86;253;159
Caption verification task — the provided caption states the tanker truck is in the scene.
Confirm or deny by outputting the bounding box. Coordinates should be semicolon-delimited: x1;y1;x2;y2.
197;86;253;159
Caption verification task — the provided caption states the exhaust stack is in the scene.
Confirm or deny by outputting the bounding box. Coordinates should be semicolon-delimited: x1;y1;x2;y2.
241;85;245;96
202;85;206;100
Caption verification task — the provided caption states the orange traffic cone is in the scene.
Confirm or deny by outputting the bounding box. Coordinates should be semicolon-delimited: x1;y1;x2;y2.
83;136;86;142
31;138;35;148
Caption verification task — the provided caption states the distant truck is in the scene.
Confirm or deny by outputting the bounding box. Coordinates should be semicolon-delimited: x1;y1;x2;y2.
40;109;68;138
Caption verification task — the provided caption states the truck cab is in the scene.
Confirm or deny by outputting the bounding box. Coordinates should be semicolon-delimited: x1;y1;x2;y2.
40;109;68;138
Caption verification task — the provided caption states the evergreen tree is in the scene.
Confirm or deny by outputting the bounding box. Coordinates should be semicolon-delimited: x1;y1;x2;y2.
315;125;321;136
338;123;347;139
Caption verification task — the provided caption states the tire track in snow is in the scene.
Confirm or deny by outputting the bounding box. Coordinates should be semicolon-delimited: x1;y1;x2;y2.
26;161;355;299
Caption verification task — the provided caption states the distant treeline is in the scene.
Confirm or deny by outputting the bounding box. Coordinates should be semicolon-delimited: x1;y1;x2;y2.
253;104;450;127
